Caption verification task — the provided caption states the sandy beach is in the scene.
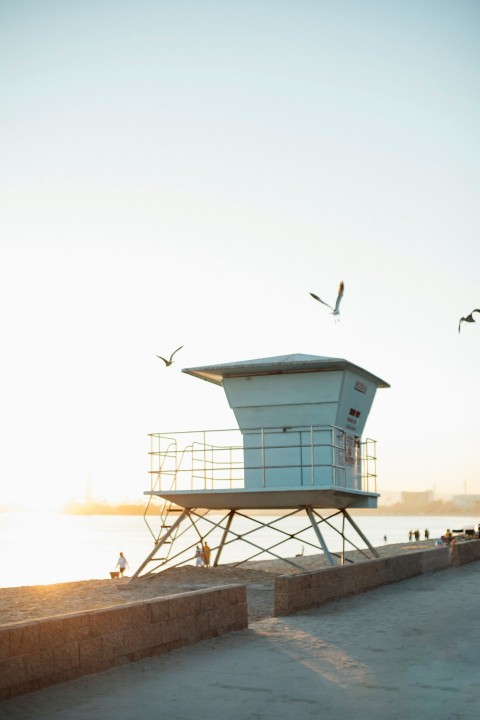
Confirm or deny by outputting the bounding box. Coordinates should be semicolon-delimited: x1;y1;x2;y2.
0;540;432;625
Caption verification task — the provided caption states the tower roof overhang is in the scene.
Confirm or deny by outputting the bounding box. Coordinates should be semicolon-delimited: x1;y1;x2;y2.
182;353;390;388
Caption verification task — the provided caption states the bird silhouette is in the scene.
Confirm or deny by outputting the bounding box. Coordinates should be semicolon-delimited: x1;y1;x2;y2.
459;310;480;333
156;345;184;366
310;281;344;320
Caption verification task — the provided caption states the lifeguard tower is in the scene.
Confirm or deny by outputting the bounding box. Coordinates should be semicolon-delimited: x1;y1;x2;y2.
132;353;390;578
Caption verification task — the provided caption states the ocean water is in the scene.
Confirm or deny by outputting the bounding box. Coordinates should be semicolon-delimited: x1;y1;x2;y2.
0;511;477;589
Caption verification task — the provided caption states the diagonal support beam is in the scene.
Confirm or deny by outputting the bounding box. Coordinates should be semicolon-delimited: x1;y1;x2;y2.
342;509;380;558
306;506;338;567
214;510;236;567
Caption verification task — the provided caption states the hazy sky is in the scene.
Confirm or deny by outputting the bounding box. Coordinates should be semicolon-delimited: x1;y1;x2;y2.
1;1;479;509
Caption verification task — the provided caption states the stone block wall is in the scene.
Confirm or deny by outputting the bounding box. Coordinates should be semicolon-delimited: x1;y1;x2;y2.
0;584;247;700
450;539;480;566
274;546;451;616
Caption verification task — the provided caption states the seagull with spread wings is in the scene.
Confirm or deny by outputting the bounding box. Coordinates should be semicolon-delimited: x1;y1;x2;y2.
458;310;480;334
310;281;344;320
156;345;184;366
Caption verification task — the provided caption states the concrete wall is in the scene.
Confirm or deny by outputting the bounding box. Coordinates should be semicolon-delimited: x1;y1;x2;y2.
274;547;451;616
450;539;480;566
0;584;247;700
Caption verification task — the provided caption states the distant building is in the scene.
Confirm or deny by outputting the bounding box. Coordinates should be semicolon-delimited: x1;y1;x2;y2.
379;491;401;506
400;491;434;506
452;494;480;510
85;475;93;506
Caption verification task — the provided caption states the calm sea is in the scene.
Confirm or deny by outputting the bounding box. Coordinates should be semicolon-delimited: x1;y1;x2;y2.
1;512;477;589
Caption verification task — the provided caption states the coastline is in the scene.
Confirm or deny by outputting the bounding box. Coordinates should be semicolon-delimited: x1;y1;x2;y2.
0;539;435;626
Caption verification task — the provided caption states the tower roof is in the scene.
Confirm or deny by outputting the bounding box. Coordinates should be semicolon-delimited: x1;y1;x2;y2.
182;353;390;388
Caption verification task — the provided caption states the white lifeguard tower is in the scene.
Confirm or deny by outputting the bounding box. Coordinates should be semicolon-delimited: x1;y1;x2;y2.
133;353;390;578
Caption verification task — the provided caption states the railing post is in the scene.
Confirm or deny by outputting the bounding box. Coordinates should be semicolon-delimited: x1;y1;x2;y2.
261;427;265;487
150;434;154;491
203;431;207;489
331;427;335;486
310;426;314;485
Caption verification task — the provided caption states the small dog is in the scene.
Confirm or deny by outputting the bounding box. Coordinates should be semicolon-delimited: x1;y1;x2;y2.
110;571;120;579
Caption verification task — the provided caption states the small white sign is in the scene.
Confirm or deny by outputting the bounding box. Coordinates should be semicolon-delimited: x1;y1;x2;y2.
345;434;355;465
354;380;367;394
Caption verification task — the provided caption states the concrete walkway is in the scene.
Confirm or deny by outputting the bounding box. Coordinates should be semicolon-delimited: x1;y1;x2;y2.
2;562;480;719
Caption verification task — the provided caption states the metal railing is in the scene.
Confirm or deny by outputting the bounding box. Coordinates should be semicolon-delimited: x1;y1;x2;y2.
361;437;377;493
148;426;377;494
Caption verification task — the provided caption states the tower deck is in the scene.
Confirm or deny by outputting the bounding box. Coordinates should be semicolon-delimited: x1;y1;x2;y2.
146;486;378;510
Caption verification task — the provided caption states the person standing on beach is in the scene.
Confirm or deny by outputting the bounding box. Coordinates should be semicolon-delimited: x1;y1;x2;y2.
116;552;128;577
195;545;203;567
203;541;211;567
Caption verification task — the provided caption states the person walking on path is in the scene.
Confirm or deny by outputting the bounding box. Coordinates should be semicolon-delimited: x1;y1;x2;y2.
202;541;211;567
116;552;129;577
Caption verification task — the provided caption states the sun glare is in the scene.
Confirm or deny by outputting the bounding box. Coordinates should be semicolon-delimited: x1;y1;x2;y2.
10;490;66;514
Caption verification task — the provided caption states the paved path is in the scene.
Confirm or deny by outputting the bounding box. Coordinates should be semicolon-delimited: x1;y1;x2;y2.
2;562;480;719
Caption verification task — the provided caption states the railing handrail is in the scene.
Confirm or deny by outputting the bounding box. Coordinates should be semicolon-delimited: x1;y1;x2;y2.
148;423;348;437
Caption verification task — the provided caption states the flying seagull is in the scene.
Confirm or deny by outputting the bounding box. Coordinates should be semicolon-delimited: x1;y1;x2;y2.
458;310;480;334
310;281;344;319
156;345;184;366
